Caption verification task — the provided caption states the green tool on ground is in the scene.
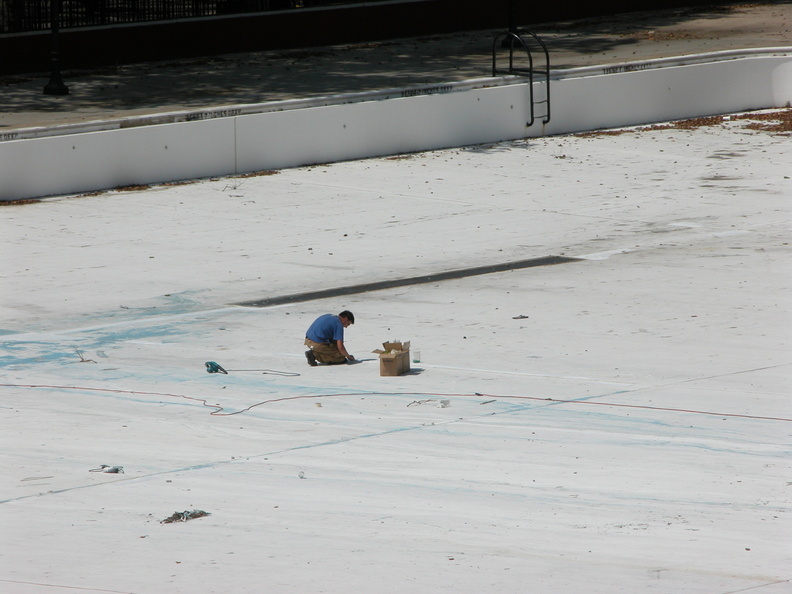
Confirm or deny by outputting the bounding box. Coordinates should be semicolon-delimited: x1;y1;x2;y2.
204;361;299;376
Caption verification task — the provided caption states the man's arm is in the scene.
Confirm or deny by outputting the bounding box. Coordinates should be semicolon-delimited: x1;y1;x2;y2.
336;340;354;360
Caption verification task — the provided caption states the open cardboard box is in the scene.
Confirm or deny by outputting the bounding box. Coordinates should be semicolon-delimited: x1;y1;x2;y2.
372;341;411;376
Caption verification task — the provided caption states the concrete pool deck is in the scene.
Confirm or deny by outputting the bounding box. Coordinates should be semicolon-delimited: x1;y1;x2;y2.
1;2;791;131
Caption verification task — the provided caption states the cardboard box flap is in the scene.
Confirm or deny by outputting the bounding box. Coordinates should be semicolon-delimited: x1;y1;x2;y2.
374;341;410;354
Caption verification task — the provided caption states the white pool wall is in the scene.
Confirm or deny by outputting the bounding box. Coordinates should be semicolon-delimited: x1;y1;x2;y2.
1;49;790;201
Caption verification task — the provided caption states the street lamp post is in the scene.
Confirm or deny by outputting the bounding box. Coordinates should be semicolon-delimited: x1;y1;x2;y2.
508;0;517;35
500;0;520;48
43;0;69;95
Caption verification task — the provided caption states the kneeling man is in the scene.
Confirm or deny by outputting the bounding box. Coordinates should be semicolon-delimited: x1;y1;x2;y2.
304;311;355;366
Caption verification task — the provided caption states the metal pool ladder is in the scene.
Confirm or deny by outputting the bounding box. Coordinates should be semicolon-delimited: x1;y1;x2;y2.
492;30;551;127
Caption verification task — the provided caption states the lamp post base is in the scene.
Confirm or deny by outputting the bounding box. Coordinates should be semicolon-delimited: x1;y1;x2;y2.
43;78;70;95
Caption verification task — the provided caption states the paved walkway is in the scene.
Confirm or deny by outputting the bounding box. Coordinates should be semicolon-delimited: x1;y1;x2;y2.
1;2;790;131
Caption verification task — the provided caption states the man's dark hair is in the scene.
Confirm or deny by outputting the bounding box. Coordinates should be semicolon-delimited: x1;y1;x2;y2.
339;310;355;324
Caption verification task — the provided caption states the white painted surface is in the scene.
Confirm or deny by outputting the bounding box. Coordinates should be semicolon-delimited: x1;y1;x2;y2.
0;119;236;199
772;58;792;104
0;50;790;201
544;54;792;136
234;88;533;172
1;112;790;593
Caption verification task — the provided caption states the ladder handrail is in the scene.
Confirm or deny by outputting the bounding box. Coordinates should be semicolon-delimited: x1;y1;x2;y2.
492;30;551;126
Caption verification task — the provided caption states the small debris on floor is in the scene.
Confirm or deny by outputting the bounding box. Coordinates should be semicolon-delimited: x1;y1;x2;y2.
161;509;211;524
89;465;124;473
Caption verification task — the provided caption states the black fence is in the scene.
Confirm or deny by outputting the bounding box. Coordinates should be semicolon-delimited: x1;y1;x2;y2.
0;0;391;33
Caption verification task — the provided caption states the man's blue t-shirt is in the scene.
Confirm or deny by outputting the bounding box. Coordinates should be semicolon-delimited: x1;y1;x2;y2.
306;314;344;344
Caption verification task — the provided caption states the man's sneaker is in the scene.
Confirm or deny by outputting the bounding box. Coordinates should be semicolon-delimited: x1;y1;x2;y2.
305;350;318;367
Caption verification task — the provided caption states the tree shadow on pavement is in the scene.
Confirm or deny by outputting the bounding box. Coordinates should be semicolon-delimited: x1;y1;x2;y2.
0;3;787;124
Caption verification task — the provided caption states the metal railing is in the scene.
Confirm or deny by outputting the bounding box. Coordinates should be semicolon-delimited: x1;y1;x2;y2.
492;29;550;126
1;0;392;33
